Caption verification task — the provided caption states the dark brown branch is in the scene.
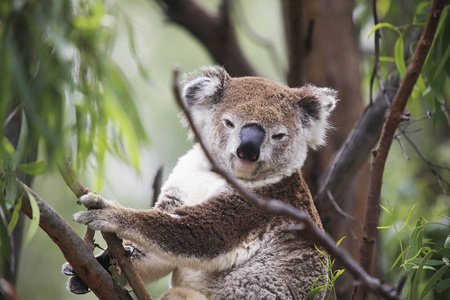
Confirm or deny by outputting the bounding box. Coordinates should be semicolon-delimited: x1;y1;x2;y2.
58;159;152;300
151;166;163;207
315;79;399;212
57;159;95;248
281;0;305;87
155;0;257;77
17;181;132;300
354;1;446;299
172;67;404;300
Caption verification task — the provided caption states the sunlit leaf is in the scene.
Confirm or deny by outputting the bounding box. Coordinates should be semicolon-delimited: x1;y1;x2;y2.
367;22;401;40
380;204;393;216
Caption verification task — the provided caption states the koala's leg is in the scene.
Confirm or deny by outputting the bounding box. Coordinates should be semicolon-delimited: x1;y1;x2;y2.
158;287;209;300
63;241;174;294
123;242;175;283
74;192;266;266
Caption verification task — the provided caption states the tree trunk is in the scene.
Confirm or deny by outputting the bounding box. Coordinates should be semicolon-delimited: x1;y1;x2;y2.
303;0;367;297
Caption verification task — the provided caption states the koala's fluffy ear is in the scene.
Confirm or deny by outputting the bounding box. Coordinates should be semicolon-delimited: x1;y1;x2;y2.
182;66;230;109
295;85;338;149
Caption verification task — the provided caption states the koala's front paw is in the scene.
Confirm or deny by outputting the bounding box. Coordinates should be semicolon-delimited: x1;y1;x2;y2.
74;193;121;232
78;193;111;209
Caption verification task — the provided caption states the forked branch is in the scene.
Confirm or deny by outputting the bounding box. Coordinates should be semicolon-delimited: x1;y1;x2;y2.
58;159;152;300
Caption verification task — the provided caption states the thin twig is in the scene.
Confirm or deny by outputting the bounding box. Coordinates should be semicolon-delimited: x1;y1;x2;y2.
172;67;404;300
401;132;450;195
327;189;362;248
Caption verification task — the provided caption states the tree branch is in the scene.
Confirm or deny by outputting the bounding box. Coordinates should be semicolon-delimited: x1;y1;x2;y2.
354;1;446;299
315;79;399;213
155;0;257;77
172;67;404;300
17;181;132;300
58;159;152;300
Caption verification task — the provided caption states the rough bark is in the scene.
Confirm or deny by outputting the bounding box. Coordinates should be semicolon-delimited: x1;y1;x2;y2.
281;0;306;87
302;0;366;297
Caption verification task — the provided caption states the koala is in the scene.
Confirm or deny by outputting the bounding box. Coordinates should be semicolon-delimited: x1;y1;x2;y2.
71;66;337;299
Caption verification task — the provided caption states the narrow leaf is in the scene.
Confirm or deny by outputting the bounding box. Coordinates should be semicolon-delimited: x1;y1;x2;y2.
18;161;47;176
367;22;401;39
24;187;40;245
420;265;449;299
308;286;326;299
7;194;23;232
436;278;450;294
394;35;407;79
398;205;415;233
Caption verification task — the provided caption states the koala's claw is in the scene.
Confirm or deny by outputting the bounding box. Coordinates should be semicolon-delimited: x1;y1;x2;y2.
79;193;109;209
74;210;117;232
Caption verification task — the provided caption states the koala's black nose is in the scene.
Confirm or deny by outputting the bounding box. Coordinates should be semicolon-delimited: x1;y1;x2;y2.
237;124;266;162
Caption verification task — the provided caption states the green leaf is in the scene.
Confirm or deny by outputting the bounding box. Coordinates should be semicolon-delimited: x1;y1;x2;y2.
17;161;47;176
0;210;11;261
412;250;435;298
398;205;415;233
367;22;401;40
436;278;450;294
24;187;40;245
407;219;426;261
7;194;23;232
444;235;450;249
394;34;407;79
409;258;444;266
420;265;449;299
378;225;394;229
380;204;393;216
335;236;346;247
332;269;345;280
308;285;327;299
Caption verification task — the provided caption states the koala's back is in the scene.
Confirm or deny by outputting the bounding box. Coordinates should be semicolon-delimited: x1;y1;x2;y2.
169;171;327;300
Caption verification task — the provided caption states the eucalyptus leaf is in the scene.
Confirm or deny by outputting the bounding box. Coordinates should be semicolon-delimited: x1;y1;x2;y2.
420;265;449;299
18;161;47;176
24;187;40;245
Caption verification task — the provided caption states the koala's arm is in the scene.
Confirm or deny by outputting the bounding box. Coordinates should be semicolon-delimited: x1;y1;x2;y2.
74;193;264;266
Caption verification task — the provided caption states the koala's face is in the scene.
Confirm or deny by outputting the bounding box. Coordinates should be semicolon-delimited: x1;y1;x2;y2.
182;66;337;182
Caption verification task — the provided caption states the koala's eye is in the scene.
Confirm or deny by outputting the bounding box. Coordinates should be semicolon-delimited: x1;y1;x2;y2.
223;119;235;129
272;133;287;141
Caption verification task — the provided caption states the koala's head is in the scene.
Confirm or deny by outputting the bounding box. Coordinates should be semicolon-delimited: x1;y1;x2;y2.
181;66;337;183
